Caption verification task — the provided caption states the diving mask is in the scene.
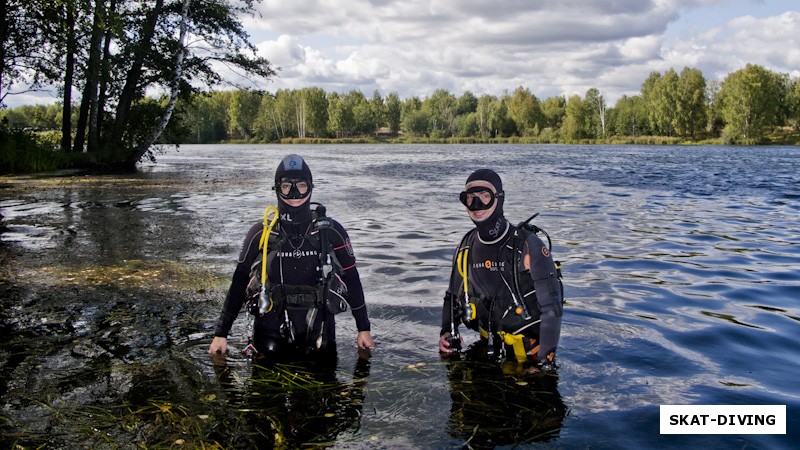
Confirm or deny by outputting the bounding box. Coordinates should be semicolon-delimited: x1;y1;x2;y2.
274;177;312;200
459;186;503;211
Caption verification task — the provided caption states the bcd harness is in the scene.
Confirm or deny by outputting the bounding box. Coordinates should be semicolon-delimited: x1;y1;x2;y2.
246;203;349;352
450;213;564;362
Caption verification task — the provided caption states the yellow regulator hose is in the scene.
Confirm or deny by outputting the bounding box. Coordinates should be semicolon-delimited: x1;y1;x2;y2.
259;206;279;286
456;248;476;321
457;248;469;296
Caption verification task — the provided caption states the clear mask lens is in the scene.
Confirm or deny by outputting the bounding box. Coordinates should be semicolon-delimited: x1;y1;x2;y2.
275;178;311;199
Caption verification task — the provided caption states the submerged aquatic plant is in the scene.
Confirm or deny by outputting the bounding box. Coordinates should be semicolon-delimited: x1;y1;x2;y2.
248;363;327;391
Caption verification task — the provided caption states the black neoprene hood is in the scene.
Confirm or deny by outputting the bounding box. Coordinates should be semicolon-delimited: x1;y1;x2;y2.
274;154;313;185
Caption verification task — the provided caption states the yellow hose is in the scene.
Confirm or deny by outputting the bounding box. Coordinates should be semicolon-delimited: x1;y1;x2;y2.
456;248;476;320
259;206;279;285
457;248;469;295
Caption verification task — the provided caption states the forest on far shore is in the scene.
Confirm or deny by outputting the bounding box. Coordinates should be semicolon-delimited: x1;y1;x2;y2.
4;63;800;151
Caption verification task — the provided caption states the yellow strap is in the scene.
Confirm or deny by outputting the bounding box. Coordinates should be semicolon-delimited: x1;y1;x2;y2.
499;331;528;363
259;206;279;285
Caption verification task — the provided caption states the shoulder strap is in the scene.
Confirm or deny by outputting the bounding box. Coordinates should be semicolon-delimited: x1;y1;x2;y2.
505;226;533;320
509;226;529;260
310;203;343;278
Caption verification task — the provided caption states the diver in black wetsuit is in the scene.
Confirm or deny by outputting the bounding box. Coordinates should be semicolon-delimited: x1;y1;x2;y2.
439;169;564;373
209;154;374;358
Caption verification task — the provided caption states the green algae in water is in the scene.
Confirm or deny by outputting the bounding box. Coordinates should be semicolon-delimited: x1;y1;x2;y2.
33;259;229;292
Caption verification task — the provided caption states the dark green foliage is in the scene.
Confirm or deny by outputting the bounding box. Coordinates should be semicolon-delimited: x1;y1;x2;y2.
2;0;276;172
0;122;76;173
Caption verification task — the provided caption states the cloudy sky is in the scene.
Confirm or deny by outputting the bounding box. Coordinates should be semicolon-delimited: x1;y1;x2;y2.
5;0;799;108
242;0;799;104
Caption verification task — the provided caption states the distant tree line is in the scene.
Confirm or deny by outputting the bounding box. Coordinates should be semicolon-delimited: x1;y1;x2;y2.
7;63;799;147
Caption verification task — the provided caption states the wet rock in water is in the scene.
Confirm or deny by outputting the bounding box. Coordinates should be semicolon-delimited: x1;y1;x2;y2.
5;348;86;398
53;363;134;406
70;305;101;337
72;340;111;359
122;327;170;351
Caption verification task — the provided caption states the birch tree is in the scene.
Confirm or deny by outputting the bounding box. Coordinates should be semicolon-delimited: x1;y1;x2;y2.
5;0;276;170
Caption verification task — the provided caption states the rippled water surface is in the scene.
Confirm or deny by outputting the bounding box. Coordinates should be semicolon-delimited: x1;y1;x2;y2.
1;144;799;448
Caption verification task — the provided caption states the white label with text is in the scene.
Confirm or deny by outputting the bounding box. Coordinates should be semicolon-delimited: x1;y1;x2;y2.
660;405;786;434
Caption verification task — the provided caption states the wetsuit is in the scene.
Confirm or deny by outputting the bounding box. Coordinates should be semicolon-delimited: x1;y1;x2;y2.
441;168;563;366
441;222;563;364
214;215;370;355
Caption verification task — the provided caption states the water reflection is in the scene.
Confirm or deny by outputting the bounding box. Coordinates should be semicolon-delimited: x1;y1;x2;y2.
211;352;371;448
2;144;799;448
445;342;566;448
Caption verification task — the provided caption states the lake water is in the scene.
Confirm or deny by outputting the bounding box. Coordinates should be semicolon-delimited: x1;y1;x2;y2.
1;144;798;448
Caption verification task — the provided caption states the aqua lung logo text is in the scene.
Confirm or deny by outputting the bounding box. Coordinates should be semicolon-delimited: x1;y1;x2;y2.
278;250;318;259
472;260;504;271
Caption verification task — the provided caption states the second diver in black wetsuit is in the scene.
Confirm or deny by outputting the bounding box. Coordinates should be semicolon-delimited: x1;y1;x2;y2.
439;169;564;373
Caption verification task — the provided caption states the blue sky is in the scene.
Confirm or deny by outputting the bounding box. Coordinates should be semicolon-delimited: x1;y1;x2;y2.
665;0;796;38
5;0;799;107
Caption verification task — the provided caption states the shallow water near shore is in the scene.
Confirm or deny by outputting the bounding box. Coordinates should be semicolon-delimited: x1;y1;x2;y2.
1;143;799;448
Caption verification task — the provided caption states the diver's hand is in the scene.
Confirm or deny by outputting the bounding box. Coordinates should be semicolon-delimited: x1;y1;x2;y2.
208;336;228;354
357;331;374;351
539;360;557;374
439;332;461;354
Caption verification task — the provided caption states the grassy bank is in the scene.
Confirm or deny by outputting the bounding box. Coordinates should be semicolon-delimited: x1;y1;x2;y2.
279;132;799;146
0;128;93;174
